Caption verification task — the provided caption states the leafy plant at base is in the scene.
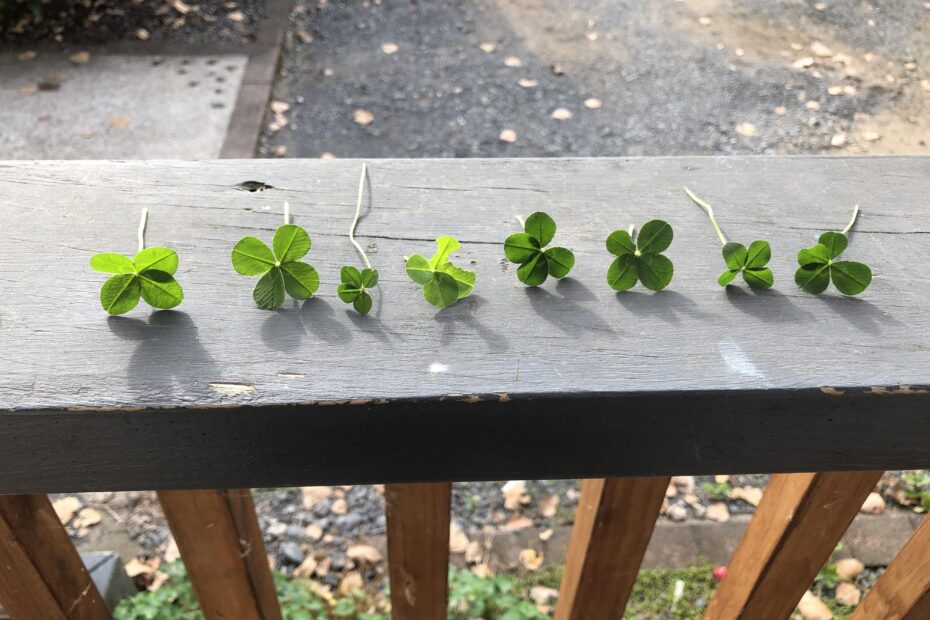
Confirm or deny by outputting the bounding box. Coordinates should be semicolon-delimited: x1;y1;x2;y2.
702;481;732;501
606;220;674;291
90;208;184;315
795;205;872;296
504;212;575;286
231;203;320;310
405;236;475;308
685;187;773;289
337;163;380;315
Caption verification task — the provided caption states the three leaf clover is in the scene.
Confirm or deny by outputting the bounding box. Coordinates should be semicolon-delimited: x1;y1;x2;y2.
795;231;871;295
90;248;184;315
504;212;575;286
231;224;320;310
337;267;379;314
718;241;774;289
405;236;475;308
606;220;674;291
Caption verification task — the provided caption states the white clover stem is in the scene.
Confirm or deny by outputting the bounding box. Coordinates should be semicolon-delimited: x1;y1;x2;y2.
515;215;525;229
841;204;860;235
283;201;290;225
684;186;728;246
137;207;148;253
350;163;372;269
628;223;635;239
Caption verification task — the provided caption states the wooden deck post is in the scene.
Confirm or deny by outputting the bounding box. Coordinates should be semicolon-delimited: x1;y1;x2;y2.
0;494;111;620
157;489;281;620
703;471;883;619
384;483;452;620
554;477;670;620
851;510;930;619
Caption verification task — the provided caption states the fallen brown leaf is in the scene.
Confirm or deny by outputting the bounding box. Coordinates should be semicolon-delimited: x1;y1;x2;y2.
729;486;763;507
227;10;245;22
72;507;102;529
381;42;399;55
499;129;517;143
504;56;523;68
551;108;573;120
835;582;861;606
584;97;603;109
735;122;757;137
300;486;332;509
69;51;90;64
353;109;374;126
330;498;347;515
797;590;833;620
19;85;38;95
18;51;36;61
293;556;318;578
53;497;82;523
305;523;323;540
108;117;132;129
705;502;730;523
530;586;558;605
502;480;528;510
270;100;290;114
537;493;559;517
339;571;364;595
519;548;544;571
347;544;383;564
479;42;496;53
465;540;484;563
539;528;554;541
449;522;470;554
835;557;864;580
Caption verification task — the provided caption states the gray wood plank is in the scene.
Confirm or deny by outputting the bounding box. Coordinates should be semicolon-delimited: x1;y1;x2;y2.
1;157;929;492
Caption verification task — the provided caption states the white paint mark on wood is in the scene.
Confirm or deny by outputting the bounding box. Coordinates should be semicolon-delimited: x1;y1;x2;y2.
718;340;766;383
429;363;448;374
208;382;256;396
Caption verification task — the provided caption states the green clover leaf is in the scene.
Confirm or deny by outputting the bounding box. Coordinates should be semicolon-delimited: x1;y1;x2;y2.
718;240;773;289
337;266;379;315
795;231;872;295
231;224;319;310
504;211;574;286
90;247;184;315
405;236;475;308
606;220;674;292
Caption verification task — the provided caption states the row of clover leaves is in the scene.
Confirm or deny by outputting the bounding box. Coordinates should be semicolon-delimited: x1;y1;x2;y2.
89;181;873;316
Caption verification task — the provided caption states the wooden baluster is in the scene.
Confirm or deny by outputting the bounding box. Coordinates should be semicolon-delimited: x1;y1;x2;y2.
851;510;930;619
554;477;670;620
703;471;882;619
0;494;111;620
158;489;281;620
384;483;452;620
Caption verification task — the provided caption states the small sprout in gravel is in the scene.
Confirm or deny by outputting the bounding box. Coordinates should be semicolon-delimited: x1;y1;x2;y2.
606;220;674;291
685;187;773;289
504;211;575;286
231;202;319;310
405;236;475;308
337;163;379;314
795;205;872;295
90;208;184;315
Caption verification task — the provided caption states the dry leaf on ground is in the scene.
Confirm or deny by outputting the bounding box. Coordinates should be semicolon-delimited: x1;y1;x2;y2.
539;528;554;541
339;571;364;595
108;117;132;129
735;122;757;137
347;544;383;564
164;536;180;563
301;486;331;509
381;42;399;55
465;541;484;563
293;556;318;578
517;78;538;88
584;97;602;109
479;42;496;53
714;474;730;484
53;496;82;523
530;586;559;605
305;523;323;540
729;486;763;507
519;548;544;571
271;100;290;114
69;51;90;64
504;515;533;531
551;108;573;120
18;51;36;61
449;523;470;554
835;582;861;606
501;480;528;510
504;56;523;68
353;109;374;125
330;498;347;515
499;129;517;143
705;502;730;523
836;558;864;580
72;507;102;528
227;10;245;22
797;590;833;620
537;493;559;517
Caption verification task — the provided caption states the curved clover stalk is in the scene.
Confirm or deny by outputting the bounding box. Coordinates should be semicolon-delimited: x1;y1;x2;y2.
405;236;476;308
89;208;184;315
503;211;575;286
231;202;319;310
336;164;380;315
795;205;872;295
685;187;774;289
606;219;674;291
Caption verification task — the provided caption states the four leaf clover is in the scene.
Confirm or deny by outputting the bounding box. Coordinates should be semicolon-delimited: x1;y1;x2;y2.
231;224;320;310
337;267;379;314
718;241;774;289
405;236;475;308
795;231;872;295
90;247;184;315
606;220;674;291
504;212;575;286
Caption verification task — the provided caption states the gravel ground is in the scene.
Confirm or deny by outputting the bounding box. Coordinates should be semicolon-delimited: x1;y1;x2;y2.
260;0;930;158
1;0;264;46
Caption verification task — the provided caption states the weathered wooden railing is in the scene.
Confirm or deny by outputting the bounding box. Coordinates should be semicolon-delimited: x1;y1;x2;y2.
1;157;929;619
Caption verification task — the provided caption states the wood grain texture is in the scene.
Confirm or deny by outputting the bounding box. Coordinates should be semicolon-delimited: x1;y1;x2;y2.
554;477;670;620
384;483;451;620
157;489;281;620
1;157;929;492
851;511;930;620
703;471;882;619
0;495;110;620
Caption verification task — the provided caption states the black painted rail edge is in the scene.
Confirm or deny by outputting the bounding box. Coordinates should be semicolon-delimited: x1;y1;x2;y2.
2;387;928;494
